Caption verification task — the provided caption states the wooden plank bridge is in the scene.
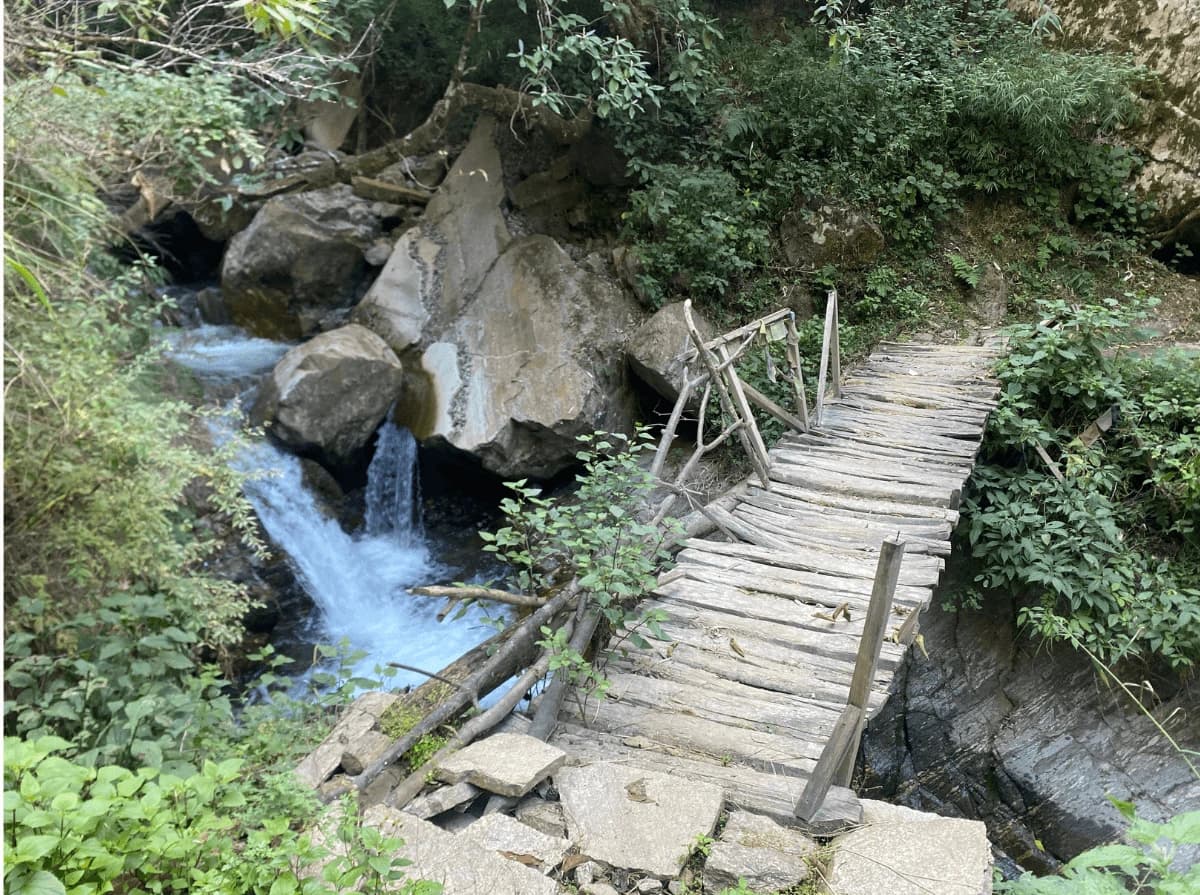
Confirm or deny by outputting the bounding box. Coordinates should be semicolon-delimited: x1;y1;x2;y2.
551;297;1002;830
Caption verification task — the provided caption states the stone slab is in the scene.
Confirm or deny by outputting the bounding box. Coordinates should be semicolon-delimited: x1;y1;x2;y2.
295;691;397;788
405;781;482;820
556;762;724;878
516;796;569;839
458;812;570;872
703;810;817;894
435;733;566;797
361;805;558;895
827;805;993;895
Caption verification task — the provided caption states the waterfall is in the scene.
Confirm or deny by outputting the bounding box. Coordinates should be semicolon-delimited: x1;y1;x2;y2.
167;324;493;687
365;422;423;544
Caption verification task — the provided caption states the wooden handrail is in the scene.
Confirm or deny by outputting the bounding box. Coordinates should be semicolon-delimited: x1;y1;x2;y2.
795;536;905;824
814;289;841;425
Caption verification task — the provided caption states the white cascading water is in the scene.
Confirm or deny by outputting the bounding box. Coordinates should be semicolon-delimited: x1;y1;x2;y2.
164;324;493;686
364;422;424;545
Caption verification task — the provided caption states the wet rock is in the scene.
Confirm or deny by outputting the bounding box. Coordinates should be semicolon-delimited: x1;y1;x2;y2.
353;117;642;477
434;733;566;798
860;587;1200;873
378;152;450;192
417;233;641;478
197;287;231;325
222;185;399;340
252;324;404;468
459;812;570;872
556;762;724;879
352;227;439;354
827;800;992;895
780;202;884;269
702;811;817;894
625;301;714;405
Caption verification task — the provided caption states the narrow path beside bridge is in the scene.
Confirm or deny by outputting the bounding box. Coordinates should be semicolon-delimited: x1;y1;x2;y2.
551;339;1001;827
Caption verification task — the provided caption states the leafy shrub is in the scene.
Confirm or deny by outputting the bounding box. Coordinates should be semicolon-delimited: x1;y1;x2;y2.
481;431;678;696
963;298;1200;668
4;735;441;895
615;0;1146;309
623;164;770;307
997;801;1200;894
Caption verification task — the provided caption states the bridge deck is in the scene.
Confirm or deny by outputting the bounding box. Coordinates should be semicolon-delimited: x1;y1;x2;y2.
551;341;1001;825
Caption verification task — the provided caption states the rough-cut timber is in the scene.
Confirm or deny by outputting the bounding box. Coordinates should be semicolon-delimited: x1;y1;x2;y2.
552;340;1000;828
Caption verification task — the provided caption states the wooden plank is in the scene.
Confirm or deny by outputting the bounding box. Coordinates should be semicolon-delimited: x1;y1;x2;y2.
770;449;969;492
776;434;976;476
739;489;954;534
742;379;808;434
695;308;794;353
550;723;862;830
815;291;838;423
685;300;771;488
678;538;943;587
662;564;931;620
769;465;955;508
751;480;960;523
785;316;810;432
704;504;790;550
719;342;773;475
823;404;987;438
599;671;839;748
733;504;950;556
560;689;820;777
635;593;909;686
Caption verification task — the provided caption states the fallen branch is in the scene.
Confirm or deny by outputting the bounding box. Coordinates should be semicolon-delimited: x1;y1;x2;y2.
410;584;545;608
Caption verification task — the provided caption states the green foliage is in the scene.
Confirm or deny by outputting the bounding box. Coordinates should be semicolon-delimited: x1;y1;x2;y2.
623;164;769;307
997;802;1200;895
616;0;1146;311
963;298;1200;668
4;736;440;895
947;253;982;288
406;734;449;772
481;430;678;697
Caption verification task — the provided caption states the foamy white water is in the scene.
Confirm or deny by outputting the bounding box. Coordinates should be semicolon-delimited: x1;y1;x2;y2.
167;323;496;688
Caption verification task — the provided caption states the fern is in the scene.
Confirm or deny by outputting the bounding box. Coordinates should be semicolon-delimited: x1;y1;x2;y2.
946;252;982;288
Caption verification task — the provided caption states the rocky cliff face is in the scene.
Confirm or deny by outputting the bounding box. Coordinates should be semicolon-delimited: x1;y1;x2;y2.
860;576;1200;875
1012;0;1200;248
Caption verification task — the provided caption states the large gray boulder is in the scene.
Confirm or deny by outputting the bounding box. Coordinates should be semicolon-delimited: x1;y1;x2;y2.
625;301;714;405
780;202;884;269
222;185;402;340
353;116;643;479
252;324;404;467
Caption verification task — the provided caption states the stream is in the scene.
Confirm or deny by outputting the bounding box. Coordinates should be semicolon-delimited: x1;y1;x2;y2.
163;324;500;688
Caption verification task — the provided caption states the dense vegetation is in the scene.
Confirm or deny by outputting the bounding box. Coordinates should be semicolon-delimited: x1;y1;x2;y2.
4;0;1197;890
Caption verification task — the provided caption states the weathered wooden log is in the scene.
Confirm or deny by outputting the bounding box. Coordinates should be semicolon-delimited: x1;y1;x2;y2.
386;638;564;811
410;584;545;608
329;584;579;799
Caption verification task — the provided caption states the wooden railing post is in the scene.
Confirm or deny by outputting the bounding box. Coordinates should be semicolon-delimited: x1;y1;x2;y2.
784;315;810;432
815;289;841;424
795;536;906;823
